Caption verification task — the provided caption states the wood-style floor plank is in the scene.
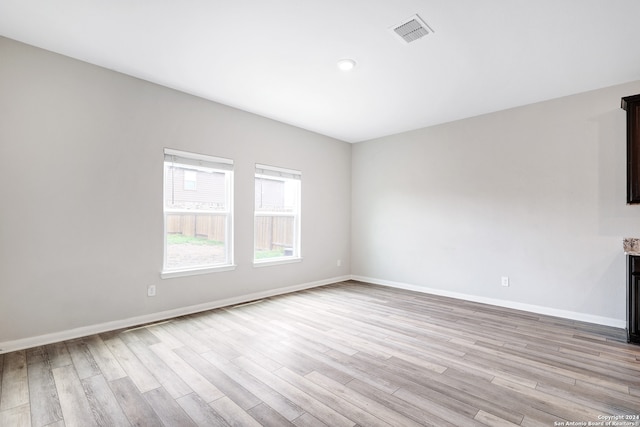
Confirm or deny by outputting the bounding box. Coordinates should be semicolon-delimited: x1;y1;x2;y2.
150;343;224;403
0;403;31;427
247;402;296;427
305;370;423;427
0;280;639;427
345;377;459;427
201;352;306;422
143;386;197;427
210;396;263;427
126;340;193;399
274;367;391;427
231;356;356;427
52;364;98;427
292;412;328;427
43;342;73;370
174;346;261;410
26;348;63;427
66;339;101;380
176;392;229;427
85;336;127;382
0;351;29;411
104;336;161;393
109;377;162;427
82;374;131;427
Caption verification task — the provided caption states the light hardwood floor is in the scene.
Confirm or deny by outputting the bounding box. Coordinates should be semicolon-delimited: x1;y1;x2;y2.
1;280;639;426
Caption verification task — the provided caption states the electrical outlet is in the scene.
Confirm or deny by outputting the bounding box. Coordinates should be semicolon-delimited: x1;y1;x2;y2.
147;284;157;297
337;259;342;267
501;276;510;287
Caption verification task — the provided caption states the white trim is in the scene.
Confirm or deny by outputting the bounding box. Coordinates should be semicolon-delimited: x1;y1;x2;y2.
253;257;303;268
161;264;237;279
351;275;626;329
0;275;351;355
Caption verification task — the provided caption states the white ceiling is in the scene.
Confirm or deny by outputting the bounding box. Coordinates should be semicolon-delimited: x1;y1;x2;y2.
1;1;639;143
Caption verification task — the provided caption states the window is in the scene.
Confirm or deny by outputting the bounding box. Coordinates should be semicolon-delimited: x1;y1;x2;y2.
254;164;301;263
163;149;234;276
183;170;197;191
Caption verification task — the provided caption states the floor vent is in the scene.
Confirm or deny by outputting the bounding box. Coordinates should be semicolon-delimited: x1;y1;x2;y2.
231;299;265;309
390;14;433;43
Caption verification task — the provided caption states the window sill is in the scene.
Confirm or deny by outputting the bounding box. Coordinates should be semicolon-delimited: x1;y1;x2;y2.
253;257;303;268
161;264;237;279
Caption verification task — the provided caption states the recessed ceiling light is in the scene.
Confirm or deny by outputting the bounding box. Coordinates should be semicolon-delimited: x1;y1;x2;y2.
337;59;356;71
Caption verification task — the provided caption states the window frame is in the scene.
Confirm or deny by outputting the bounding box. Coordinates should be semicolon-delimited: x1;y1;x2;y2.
253;163;302;266
161;148;235;278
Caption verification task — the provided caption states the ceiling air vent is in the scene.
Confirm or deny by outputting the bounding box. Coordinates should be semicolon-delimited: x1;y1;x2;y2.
390;14;433;43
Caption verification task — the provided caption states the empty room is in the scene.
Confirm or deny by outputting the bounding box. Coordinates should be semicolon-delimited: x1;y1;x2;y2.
1;1;640;426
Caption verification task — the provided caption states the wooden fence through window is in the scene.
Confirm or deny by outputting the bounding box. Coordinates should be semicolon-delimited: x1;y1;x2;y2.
166;214;226;242
254;216;294;251
167;214;294;250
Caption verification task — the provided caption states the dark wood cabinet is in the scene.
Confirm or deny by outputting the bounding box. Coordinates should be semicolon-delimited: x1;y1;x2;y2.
627;255;640;344
622;94;640;204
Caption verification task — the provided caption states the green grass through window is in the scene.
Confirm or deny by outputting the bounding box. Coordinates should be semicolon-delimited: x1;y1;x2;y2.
254;249;285;259
167;234;223;246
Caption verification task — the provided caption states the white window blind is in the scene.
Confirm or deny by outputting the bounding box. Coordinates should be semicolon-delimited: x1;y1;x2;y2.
165;149;233;171
255;164;302;180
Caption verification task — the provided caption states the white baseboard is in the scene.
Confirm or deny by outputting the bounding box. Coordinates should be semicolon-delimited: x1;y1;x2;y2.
351;275;626;329
0;275;351;354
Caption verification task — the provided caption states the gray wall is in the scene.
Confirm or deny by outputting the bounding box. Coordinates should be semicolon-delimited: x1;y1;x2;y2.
352;80;640;325
0;37;351;345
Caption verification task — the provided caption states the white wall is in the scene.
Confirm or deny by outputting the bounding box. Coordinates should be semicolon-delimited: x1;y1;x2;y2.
0;37;351;348
352;80;640;326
